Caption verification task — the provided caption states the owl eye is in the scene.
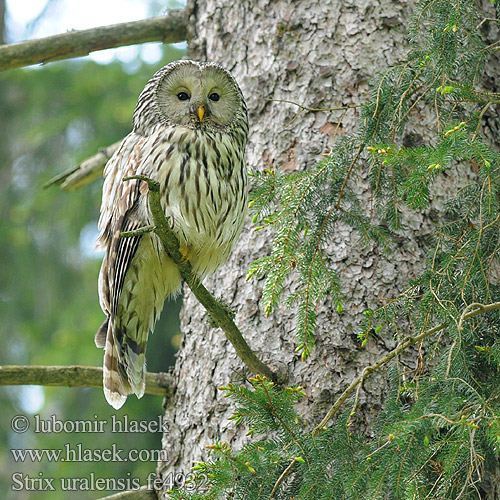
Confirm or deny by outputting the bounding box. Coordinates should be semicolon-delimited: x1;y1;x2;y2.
208;92;220;102
177;92;190;101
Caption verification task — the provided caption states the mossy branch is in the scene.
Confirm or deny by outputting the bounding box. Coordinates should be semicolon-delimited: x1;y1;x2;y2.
0;12;187;72
313;300;500;435
0;365;174;398
123;175;277;382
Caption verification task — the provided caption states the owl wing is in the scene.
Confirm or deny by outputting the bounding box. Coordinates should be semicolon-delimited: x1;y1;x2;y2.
96;129;183;409
96;132;148;321
95;132;152;409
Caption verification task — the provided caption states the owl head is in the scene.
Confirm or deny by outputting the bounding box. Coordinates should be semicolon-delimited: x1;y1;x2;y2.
133;60;247;134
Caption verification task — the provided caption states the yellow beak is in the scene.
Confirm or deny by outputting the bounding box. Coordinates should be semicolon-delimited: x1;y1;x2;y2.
197;104;205;122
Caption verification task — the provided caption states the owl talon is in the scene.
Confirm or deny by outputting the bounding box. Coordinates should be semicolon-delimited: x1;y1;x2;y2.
179;245;193;263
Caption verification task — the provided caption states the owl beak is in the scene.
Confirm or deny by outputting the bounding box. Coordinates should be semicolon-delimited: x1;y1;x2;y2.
196;104;205;122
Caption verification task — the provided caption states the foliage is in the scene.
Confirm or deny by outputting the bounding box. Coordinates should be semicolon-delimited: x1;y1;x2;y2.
249;0;500;359
247;142;389;359
169;373;500;499
0;47;184;499
172;0;500;498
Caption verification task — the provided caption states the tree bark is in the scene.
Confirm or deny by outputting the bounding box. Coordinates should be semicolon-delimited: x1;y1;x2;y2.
157;1;417;492
157;0;500;497
0;0;5;45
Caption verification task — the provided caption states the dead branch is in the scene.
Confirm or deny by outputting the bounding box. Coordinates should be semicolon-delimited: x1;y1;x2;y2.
0;365;174;398
313;300;500;434
44;141;121;190
0;11;187;72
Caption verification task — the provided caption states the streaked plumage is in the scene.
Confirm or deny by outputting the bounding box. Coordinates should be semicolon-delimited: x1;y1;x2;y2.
95;60;248;409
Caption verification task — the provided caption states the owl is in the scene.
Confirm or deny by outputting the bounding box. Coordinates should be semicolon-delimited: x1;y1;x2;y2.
95;60;248;409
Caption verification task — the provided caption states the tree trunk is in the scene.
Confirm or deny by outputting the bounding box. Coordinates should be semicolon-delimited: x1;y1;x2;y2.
158;0;500;493
157;1;420;492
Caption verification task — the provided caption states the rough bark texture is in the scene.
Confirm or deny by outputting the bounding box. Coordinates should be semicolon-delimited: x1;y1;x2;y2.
158;0;413;488
158;0;499;496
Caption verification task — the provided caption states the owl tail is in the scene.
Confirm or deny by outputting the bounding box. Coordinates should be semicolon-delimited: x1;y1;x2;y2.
102;324;131;410
98;317;148;410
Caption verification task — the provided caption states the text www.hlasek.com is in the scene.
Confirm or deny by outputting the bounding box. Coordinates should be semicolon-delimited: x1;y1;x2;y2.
11;443;168;463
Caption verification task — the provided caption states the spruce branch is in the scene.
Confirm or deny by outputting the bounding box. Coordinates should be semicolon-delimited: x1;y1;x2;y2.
44;141;121;191
0;365;174;397
123;175;277;382
0;12;187;72
313;300;500;434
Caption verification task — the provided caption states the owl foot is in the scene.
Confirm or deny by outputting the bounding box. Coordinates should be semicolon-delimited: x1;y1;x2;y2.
179;244;193;263
120;225;156;238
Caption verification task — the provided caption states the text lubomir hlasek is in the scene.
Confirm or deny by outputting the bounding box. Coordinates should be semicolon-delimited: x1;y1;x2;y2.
32;414;169;433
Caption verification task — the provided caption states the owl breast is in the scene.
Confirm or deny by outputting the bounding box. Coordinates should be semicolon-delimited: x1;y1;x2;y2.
150;124;247;277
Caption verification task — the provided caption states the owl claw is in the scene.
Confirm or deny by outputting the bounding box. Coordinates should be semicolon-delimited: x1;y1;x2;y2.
179;245;192;263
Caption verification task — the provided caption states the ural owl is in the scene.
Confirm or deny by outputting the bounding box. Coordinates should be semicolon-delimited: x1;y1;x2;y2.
95;60;248;409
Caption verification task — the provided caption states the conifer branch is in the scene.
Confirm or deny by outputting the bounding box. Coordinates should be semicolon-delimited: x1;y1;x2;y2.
313;300;500;434
0;365;174;397
335;142;365;209
0;12;187;72
44;141;121;191
313;323;446;436
123;175;277;382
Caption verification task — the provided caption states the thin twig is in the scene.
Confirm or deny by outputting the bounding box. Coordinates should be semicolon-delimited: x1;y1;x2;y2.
269;98;359;128
313;324;448;436
0;12;187;72
476;18;500;30
481;213;500;232
0;365;173;397
124;175;277;382
269;98;359;113
335;142;365;209
446;301;489;377
472;101;494;141
269;459;298;499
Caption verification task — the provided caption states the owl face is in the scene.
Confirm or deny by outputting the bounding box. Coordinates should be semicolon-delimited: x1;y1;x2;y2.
154;61;243;130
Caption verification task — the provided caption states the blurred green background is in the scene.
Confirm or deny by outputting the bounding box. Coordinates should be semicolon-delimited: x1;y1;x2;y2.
0;1;186;497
